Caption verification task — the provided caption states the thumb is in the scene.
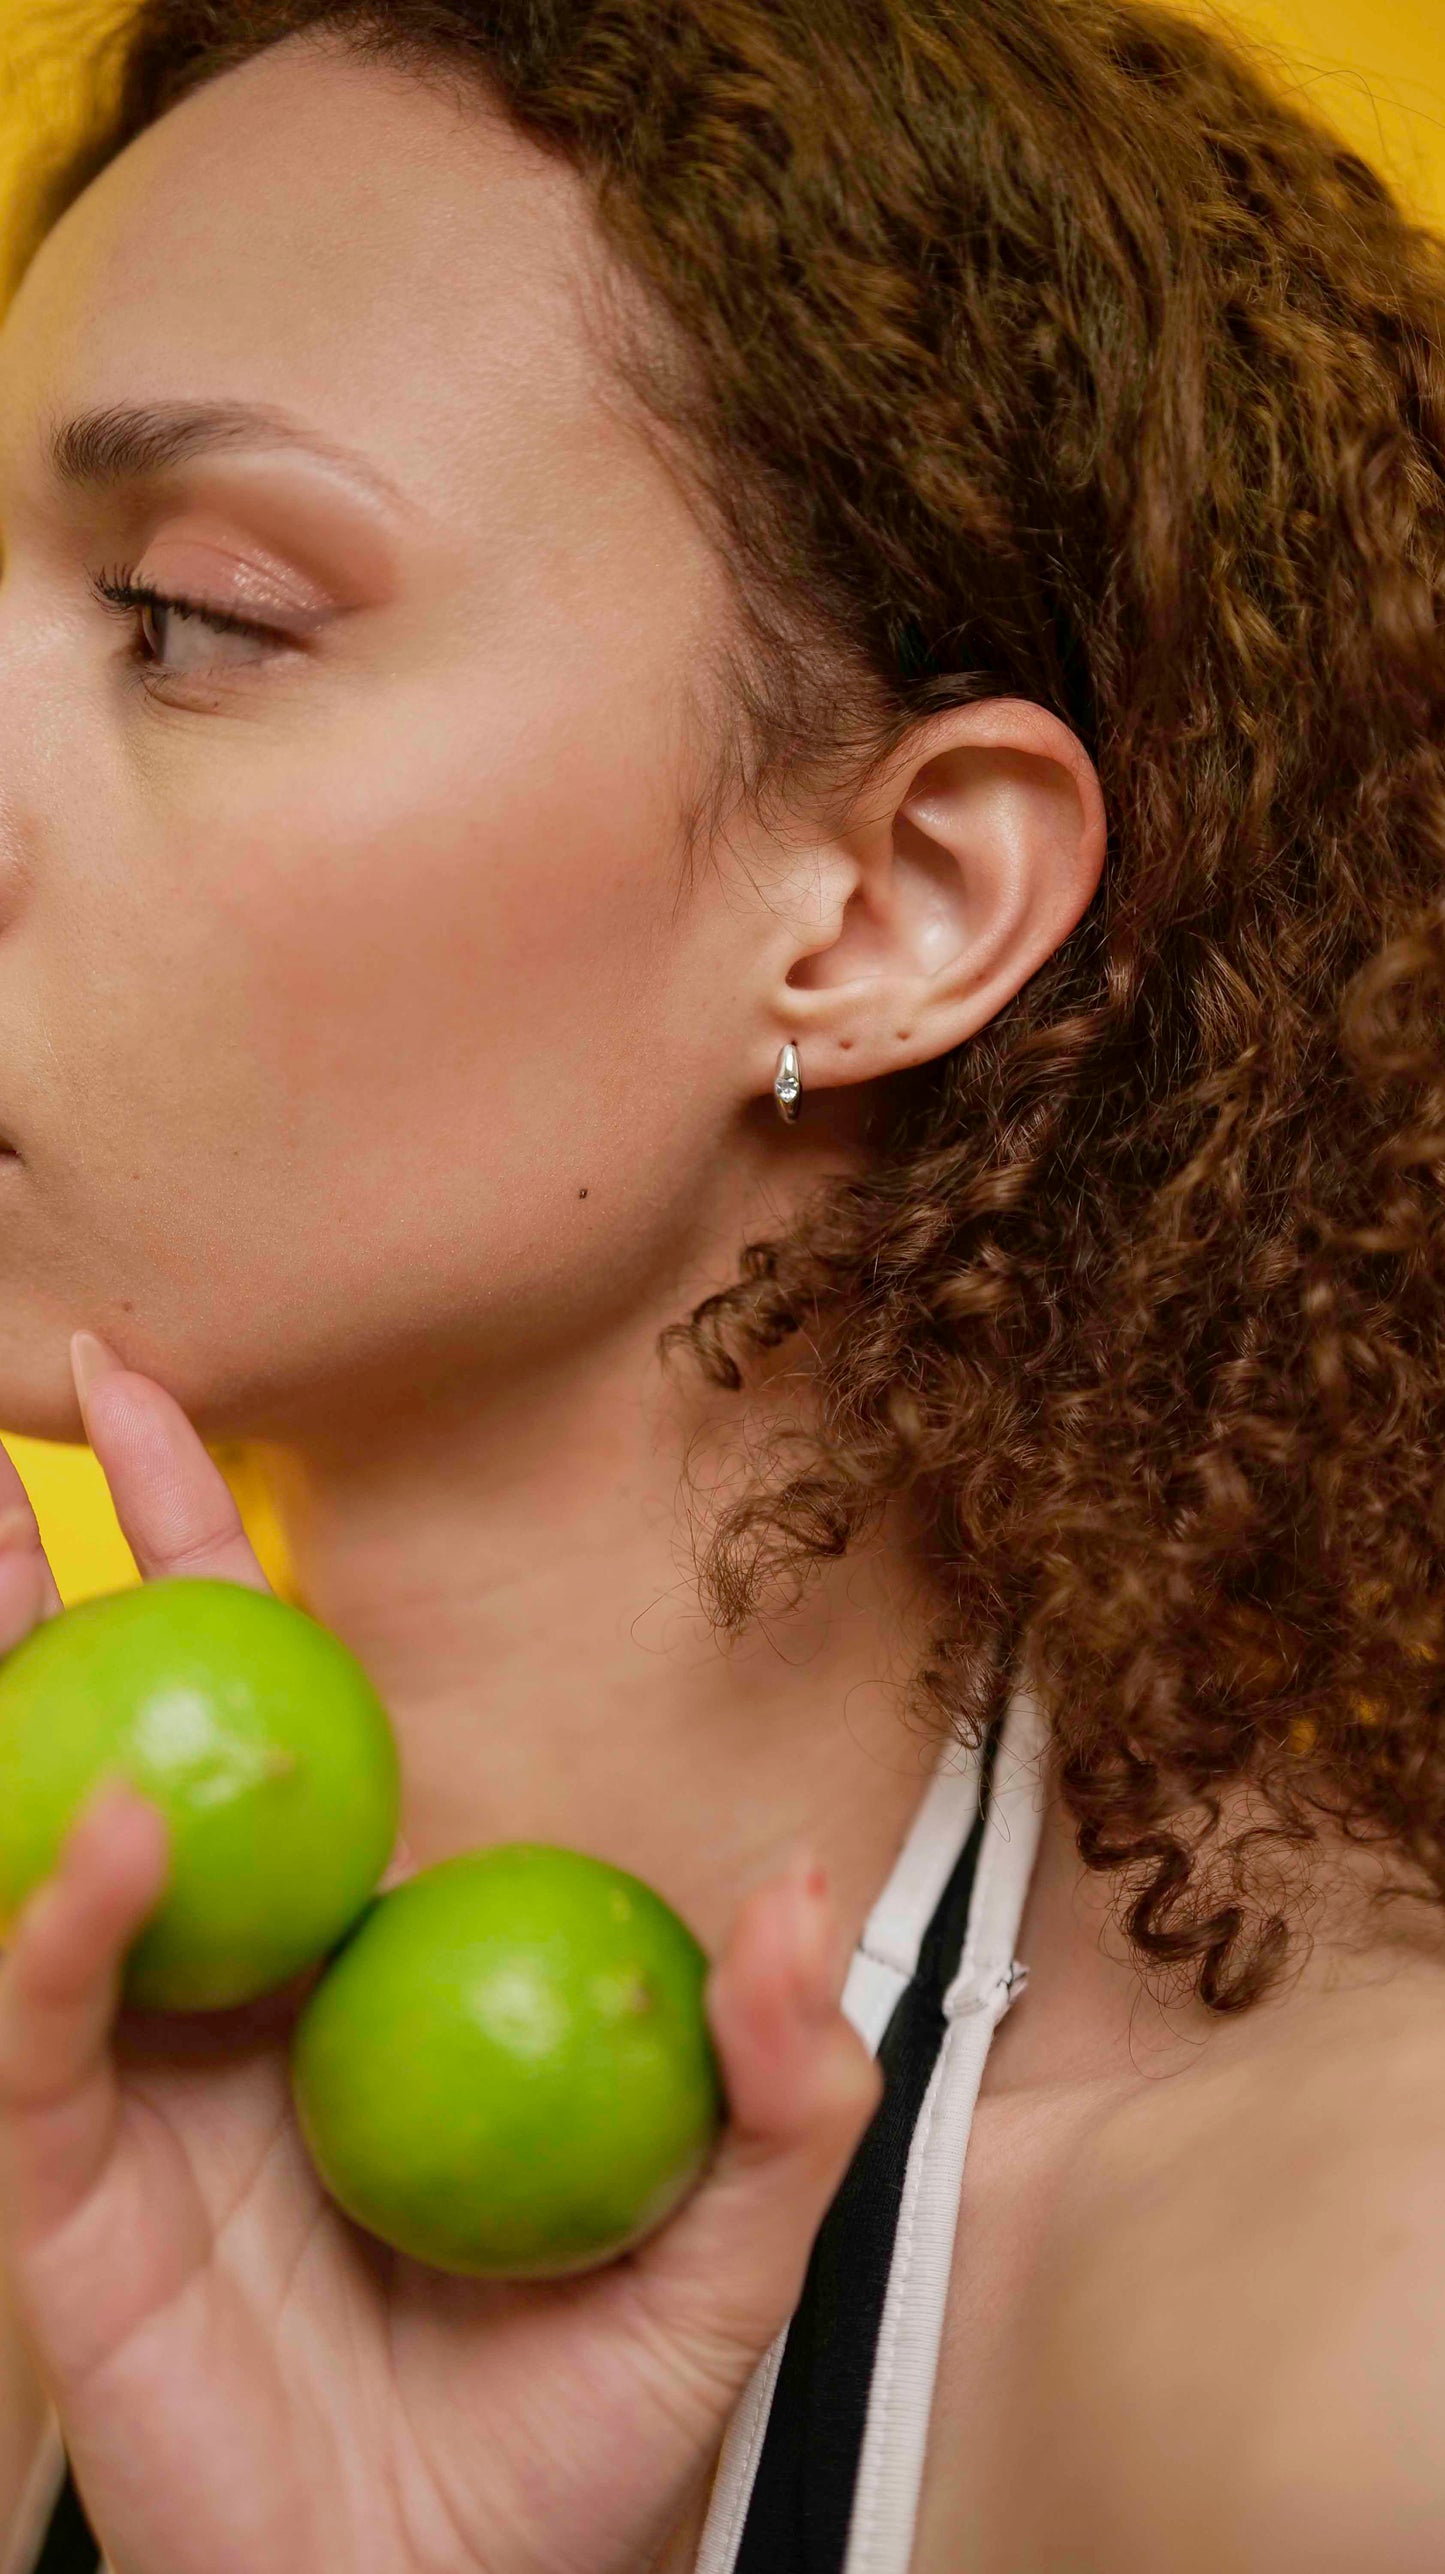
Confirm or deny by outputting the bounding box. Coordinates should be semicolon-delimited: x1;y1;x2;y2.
621;1858;881;2404
0;1778;169;2259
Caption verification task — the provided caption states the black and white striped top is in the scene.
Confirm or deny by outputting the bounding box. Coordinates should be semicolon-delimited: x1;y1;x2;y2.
15;1685;1046;2574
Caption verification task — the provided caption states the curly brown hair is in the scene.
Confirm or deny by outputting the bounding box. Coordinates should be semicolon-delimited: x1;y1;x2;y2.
24;0;1445;2008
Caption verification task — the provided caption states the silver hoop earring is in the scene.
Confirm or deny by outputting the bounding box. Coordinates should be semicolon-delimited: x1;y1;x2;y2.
774;1041;801;1123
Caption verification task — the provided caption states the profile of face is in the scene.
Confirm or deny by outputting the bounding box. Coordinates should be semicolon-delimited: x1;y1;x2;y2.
0;35;1105;1448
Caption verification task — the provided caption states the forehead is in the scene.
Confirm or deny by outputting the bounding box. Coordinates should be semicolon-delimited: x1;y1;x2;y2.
0;37;629;522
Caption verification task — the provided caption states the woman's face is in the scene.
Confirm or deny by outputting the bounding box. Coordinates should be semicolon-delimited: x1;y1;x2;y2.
0;37;779;1439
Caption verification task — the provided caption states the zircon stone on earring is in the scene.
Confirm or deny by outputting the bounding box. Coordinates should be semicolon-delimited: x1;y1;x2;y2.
774;1041;801;1122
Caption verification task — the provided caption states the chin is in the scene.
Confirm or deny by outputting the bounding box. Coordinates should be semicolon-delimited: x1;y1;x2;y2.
0;1318;117;1444
0;1375;89;1446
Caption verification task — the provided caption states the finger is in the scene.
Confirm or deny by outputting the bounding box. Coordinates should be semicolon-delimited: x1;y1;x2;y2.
0;1779;169;2253
622;1858;882;2395
70;1332;271;1592
0;1442;66;1634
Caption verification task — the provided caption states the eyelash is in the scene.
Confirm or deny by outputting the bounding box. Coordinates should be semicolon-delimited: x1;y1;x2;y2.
89;562;288;660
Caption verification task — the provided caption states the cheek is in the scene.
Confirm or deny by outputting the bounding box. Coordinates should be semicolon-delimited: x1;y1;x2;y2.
207;699;683;1173
49;675;724;1401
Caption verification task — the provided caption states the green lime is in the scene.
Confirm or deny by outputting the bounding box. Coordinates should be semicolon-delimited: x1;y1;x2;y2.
290;1843;724;2278
0;1579;400;2012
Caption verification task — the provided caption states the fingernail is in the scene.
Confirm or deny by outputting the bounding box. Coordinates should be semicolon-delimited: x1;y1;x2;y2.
789;1862;842;2022
71;1330;123;1406
0;1503;33;1550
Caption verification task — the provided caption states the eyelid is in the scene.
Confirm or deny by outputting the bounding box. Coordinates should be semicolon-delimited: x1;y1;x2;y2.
89;564;297;644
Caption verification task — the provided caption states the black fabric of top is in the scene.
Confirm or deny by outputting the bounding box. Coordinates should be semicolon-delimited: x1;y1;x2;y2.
733;1725;1000;2574
32;2462;101;2574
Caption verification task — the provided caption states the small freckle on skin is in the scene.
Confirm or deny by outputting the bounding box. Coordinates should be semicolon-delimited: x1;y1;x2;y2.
578;1187;588;1198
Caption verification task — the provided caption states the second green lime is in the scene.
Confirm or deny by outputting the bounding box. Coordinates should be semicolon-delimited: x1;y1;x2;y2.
291;1843;723;2277
0;1578;400;2011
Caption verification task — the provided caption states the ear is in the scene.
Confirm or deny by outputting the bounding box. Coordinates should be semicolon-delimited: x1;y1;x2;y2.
760;697;1105;1096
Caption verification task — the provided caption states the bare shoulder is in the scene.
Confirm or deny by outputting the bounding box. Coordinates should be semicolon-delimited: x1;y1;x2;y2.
987;1962;1445;2574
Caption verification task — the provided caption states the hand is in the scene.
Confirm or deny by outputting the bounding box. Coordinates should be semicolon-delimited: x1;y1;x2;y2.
0;1336;881;2574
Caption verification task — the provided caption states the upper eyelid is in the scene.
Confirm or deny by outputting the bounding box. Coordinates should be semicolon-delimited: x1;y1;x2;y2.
89;568;297;645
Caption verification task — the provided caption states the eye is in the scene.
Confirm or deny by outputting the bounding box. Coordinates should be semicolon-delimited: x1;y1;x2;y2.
90;565;293;680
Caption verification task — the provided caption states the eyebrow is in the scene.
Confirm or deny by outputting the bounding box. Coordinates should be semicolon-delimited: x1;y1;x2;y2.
46;400;412;512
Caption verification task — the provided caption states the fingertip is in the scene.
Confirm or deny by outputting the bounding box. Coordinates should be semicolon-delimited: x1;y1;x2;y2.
76;1770;159;1826
706;1881;873;2155
70;1329;124;1407
66;1777;170;1894
718;1862;848;2025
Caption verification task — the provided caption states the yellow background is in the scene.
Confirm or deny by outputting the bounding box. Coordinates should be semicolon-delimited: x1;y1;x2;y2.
1;0;1442;1602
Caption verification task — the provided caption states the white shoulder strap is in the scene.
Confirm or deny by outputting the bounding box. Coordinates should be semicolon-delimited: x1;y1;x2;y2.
841;1683;1048;2574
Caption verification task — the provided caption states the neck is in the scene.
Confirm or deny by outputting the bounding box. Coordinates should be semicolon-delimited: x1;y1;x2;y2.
250;1295;944;1963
